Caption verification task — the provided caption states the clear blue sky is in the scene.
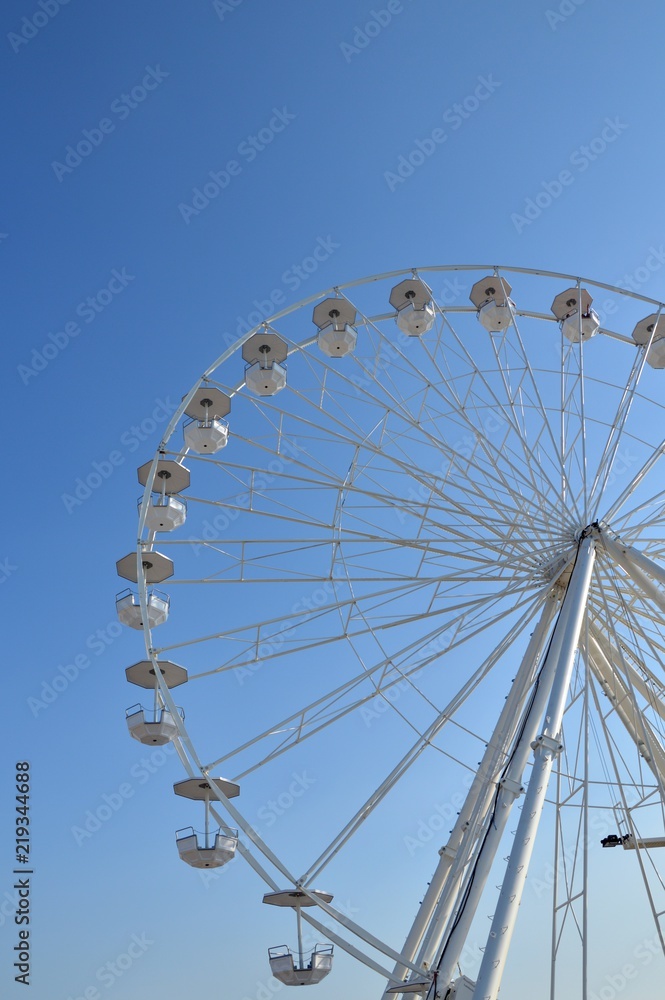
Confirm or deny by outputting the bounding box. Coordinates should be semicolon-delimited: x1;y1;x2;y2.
3;2;665;999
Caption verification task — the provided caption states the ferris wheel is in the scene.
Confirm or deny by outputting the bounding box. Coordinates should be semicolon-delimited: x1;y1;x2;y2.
115;265;665;1000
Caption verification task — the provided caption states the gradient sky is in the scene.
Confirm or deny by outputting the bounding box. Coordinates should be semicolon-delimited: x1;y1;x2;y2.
3;2;665;999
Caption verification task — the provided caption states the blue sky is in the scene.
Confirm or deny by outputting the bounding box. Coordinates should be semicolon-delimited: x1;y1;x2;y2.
4;2;665;999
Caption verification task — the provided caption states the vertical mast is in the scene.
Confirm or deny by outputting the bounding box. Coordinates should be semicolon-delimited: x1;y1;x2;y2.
472;533;596;1000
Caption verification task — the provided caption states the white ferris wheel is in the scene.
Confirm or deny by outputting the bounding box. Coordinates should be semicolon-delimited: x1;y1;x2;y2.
116;265;665;1000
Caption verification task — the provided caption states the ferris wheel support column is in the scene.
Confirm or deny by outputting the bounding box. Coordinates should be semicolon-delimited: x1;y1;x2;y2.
400;593;561;982
380;593;560;999
472;535;597;1000
601;535;665;612
429;588;575;988
586;636;665;789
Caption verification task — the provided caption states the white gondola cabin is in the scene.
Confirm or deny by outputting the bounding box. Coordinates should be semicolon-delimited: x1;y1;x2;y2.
175;826;238;868
390;279;436;336
470;275;515;332
551;287;600;343
263;889;334;986
140;495;187;531
173;777;240;870
268;944;333;986
313;297;358;357
115;588;170;629
183;386;231;453
125;704;182;745
243;333;288;396
632;313;665;368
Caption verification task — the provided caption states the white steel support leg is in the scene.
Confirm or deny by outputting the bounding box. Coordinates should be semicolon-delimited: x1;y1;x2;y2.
407;594;560;981
379;595;560;998
602;534;665;612
472;535;596;1000
587;636;665;788
430;588;578;988
590;627;665;724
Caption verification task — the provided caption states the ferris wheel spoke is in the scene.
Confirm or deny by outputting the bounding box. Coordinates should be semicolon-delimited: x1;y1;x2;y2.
226;587;545;783
586;675;665;955
602;438;665;524
612;490;665;539
507;307;584;525
409;317;573;527
336;307;574;533
587;344;649;514
159;565;539;669
298;593;551;888
557;335;589;517
228;394;560;547
202;585;549;778
590;566;665;792
290;365;565;541
121;265;665;999
159;532;544;569
182;465;567;578
484;320;578;530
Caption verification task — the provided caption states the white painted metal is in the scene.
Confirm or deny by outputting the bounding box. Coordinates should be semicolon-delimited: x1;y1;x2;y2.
396;301;436;336
472;536;597;1000
123;266;665;998
561;308;600;343
268;944;333;986
587;637;665;787
386;593;560;993
175;827;237;868
116;588;169;629
621;835;665;850
318;323;357;356
245;359;287;395
184;418;229;453
141;495;187;532
126;706;180;745
477;298;514;332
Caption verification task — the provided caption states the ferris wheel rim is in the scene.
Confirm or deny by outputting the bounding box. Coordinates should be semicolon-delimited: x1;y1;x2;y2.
123;263;665;999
